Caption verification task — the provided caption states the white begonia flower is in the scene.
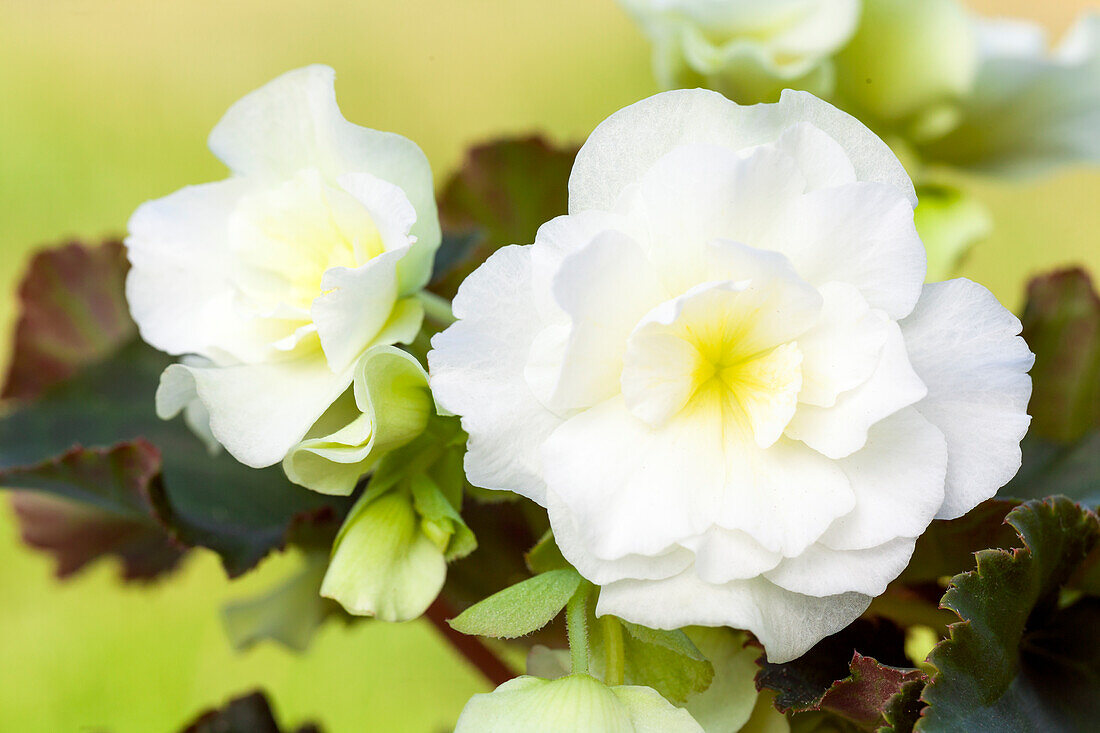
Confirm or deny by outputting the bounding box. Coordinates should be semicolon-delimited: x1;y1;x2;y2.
921;11;1100;176
429;89;1034;663
126;65;439;468
620;0;861;104
455;674;703;733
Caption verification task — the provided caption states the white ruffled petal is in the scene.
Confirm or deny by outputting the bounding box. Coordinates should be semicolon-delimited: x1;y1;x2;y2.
899;279;1034;519
819;407;947;551
796;282;890;408
596;573;872;664
312;247;418;373
428;246;562;504
786;322;927;459
764;537;917;597
208;65;440;277
569;88;914;216
527;231;665;412
767;182;926;320
125;178;262;362
156;354;354;469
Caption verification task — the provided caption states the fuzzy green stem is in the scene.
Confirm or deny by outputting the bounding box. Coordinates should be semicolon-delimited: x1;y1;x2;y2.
566;585;591;675
417;290;456;326
600;615;625;686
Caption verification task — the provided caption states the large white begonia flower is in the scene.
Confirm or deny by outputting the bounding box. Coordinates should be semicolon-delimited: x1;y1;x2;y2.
921;11;1100;175
429;89;1034;663
126;65;439;468
620;0;860;104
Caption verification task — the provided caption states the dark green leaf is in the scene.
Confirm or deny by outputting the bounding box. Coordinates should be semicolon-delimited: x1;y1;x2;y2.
448;567;582;639
5;441;184;581
0;242;352;577
180;691;321;733
1020;268;1100;442
878;679;927;733
430;136;576;299
899;499;1020;583
918;498;1100;731
1001;430;1100;507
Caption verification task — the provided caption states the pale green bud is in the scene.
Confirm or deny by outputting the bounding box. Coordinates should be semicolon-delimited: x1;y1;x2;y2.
834;0;978;140
321;489;446;622
913;184;991;282
283;344;432;496
621;0;860;104
681;629;763;733
455;674;704;733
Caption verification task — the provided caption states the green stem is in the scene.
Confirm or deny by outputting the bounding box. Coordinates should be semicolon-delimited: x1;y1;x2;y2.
600;615;625;686
566;584;591;676
417;290;456;326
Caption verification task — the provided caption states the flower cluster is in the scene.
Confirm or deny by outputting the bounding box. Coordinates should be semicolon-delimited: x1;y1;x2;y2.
75;8;1097;724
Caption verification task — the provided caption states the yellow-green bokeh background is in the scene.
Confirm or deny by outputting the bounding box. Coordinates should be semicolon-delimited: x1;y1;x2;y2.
0;1;1097;730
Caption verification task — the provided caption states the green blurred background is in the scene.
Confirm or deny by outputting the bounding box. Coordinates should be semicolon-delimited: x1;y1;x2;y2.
0;1;1096;730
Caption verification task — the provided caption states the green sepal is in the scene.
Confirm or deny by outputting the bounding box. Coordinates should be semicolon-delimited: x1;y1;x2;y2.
525;530;570;574
448;568;583;639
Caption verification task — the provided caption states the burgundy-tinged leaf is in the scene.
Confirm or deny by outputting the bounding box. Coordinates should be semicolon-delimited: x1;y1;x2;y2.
1021;268;1100;442
2;240;134;401
431;136;577;299
4;440;185;581
755;617;912;714
815;653;927;730
180;691;321;733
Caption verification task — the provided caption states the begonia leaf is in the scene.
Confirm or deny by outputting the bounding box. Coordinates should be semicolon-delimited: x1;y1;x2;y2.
0;241;352;577
448;567;582;639
4;440;184;581
755;617;912;715
899;499;1020;583
179;691;321;733
1;240;134;401
221;552;344;652
1019;268;1100;443
430;136;576;299
617;622;714;704
918;498;1100;731
1002;430;1100;507
879;679;927;733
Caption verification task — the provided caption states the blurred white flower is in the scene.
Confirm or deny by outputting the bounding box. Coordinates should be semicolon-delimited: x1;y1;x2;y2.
429;89;1034;663
921;11;1100;175
833;0;979;141
620;0;860;103
126;65;439;468
455;674;703;732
